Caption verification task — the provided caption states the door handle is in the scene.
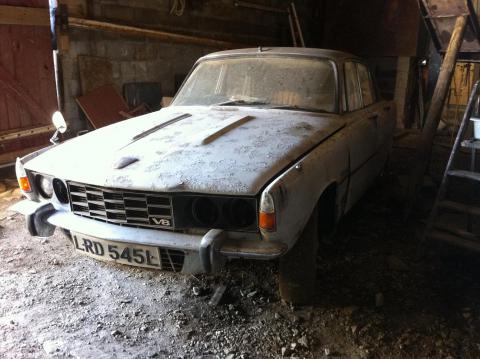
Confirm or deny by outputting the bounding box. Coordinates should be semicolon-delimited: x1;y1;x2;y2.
383;106;391;112
368;115;378;120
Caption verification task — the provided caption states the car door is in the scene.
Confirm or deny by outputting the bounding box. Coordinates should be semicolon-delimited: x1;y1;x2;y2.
359;63;395;154
343;61;379;211
357;63;394;171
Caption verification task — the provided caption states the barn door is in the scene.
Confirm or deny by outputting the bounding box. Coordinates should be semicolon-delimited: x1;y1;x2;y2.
0;0;57;166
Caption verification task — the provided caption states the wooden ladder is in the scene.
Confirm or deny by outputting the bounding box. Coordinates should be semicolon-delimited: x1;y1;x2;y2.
421;80;480;253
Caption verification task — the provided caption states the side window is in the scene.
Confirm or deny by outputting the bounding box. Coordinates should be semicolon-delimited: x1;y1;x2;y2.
357;64;375;106
344;62;362;111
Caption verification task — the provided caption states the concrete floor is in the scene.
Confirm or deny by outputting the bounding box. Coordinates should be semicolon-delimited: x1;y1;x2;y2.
1;135;480;358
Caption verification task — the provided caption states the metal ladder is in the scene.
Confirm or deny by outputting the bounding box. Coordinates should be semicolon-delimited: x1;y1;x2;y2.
421;80;480;253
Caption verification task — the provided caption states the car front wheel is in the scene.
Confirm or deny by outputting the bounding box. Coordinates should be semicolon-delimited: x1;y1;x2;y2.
279;207;318;305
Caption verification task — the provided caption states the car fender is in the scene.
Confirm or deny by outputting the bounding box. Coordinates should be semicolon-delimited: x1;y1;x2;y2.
260;129;349;251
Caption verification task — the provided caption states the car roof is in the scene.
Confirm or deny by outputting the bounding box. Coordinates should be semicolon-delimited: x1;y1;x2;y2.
198;47;360;62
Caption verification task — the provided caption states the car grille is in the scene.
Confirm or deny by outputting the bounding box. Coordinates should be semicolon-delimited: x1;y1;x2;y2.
157;248;184;272
67;182;174;230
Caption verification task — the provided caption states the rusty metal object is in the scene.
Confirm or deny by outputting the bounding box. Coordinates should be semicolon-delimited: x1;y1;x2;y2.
75;85;130;129
419;0;480;58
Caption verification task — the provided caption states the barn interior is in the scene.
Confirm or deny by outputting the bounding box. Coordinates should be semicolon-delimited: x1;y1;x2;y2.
2;0;480;357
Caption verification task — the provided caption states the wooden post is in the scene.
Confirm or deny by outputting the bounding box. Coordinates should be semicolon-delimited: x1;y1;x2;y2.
394;57;414;129
405;15;468;216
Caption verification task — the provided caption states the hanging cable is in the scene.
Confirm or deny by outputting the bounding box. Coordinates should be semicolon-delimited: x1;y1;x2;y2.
170;0;186;16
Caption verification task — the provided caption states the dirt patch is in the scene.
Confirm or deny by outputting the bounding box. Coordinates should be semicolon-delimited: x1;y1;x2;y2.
1;137;480;358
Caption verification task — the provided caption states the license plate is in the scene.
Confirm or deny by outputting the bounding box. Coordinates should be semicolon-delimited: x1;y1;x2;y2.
71;232;166;270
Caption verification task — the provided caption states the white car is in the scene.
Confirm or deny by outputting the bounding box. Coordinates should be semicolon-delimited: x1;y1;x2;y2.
12;48;395;304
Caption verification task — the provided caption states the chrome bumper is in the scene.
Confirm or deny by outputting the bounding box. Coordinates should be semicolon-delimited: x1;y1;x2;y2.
10;200;287;273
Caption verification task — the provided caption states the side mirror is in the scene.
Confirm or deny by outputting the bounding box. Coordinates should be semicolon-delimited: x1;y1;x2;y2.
50;111;67;145
52;111;67;133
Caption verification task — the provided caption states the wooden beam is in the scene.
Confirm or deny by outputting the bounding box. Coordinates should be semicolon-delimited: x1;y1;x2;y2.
0;145;47;166
68;17;247;49
58;0;87;17
234;1;287;14
0;125;54;143
394;57;414;129
405;15;468;216
0;5;49;26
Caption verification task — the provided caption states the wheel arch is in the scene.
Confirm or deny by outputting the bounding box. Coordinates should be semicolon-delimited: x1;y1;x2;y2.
316;182;338;236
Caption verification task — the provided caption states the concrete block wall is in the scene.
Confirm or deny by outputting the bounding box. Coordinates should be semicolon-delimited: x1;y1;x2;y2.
59;0;315;133
61;33;208;133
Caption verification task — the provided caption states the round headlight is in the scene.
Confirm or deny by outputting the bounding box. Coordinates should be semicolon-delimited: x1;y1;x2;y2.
192;197;219;226
229;199;256;228
36;175;53;198
53;178;69;204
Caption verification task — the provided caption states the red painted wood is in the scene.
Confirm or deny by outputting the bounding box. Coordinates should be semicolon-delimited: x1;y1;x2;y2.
0;0;57;163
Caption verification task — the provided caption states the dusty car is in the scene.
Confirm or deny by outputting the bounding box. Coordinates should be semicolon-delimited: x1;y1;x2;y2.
12;48;395;304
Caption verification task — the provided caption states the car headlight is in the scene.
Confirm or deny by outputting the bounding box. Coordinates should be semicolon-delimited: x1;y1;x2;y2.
192;197;219;226
228;198;256;228
36;174;53;199
172;195;258;232
52;178;69;204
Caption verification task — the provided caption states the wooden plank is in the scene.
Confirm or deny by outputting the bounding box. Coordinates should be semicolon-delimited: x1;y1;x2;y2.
78;56;113;94
0;144;47;166
68;17;247;49
0;5;49;26
0;63;51;124
75;84;129;129
0;0;56;162
0;124;54;142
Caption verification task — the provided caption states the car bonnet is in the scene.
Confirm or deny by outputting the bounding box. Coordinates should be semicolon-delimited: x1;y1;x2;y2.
24;106;345;196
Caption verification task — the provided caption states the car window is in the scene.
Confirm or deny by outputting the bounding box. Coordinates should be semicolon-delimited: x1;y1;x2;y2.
357;63;375;106
344;62;362;111
173;57;337;113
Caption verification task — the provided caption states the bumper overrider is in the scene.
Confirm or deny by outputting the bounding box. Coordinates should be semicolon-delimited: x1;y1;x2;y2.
11;200;287;273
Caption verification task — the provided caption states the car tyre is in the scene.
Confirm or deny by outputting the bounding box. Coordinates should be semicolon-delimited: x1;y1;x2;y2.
279;207;318;305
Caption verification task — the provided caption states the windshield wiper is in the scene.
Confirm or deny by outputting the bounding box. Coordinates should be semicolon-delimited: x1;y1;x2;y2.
215;99;268;107
269;105;331;114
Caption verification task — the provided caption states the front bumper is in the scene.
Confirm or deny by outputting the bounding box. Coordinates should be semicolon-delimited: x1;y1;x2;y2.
11;200;287;273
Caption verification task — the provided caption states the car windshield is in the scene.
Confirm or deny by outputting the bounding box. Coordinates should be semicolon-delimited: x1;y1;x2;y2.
172;56;337;113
